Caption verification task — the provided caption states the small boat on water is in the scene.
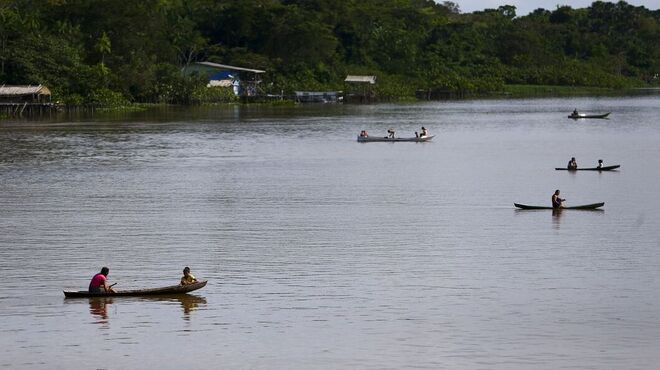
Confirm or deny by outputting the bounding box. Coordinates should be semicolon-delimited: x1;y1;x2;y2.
555;165;620;171
568;112;610;119
63;280;207;298
357;135;434;142
514;202;604;210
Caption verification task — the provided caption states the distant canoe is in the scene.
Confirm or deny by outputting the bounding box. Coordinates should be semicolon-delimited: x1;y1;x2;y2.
514;202;604;210
63;280;207;298
568;112;610;119
555;165;620;171
357;135;434;142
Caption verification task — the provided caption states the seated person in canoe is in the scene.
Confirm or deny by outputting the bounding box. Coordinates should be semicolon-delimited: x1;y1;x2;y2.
552;190;565;209
572;109;579;116
387;129;395;138
180;266;198;285
415;127;429;138
567;157;577;170
359;130;368;138
89;267;116;294
596;159;603;169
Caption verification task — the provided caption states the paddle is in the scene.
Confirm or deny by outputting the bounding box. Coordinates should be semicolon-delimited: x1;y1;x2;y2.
105;282;118;294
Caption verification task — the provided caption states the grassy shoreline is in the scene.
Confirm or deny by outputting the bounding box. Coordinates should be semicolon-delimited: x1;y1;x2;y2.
497;84;634;98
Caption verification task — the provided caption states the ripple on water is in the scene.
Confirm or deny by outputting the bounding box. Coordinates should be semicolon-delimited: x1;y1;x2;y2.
1;98;660;368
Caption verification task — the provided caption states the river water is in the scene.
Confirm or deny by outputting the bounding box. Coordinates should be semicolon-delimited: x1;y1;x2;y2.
1;96;659;369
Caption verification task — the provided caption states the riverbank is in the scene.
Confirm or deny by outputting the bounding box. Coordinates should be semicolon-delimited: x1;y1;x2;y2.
497;84;653;98
3;85;658;121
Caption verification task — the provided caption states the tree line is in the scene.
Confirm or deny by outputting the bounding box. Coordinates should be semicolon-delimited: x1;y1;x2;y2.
0;0;657;104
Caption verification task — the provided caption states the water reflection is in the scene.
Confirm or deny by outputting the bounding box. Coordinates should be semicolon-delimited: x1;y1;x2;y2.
88;298;113;328
139;295;207;320
73;294;207;326
552;208;563;229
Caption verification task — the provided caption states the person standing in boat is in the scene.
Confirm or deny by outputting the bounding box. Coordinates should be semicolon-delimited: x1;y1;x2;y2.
89;267;116;294
567;157;577;170
552;190;565;209
180;267;197;285
596;159;603;169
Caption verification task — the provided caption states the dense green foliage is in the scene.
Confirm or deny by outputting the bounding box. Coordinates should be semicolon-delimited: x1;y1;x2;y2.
0;0;657;104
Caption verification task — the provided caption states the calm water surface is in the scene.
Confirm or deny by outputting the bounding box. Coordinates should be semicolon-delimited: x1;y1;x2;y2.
1;96;659;369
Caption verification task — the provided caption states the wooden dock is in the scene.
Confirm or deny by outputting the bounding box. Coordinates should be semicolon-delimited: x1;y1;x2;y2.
0;102;58;117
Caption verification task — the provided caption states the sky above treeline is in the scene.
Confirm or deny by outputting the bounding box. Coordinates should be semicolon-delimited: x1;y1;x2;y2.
453;0;660;15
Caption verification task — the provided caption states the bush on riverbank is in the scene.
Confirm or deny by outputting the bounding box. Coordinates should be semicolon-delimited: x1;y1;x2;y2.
501;84;619;97
192;86;239;104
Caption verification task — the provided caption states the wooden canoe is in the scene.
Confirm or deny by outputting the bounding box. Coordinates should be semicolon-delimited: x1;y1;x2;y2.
568;112;610;119
63;280;207;298
555;165;620;171
514;202;604;210
357;135;434;142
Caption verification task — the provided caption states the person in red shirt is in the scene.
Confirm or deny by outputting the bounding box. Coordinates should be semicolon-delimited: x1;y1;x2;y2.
89;267;116;294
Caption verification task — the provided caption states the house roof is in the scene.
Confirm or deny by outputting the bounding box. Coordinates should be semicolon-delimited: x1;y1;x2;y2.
0;85;51;96
344;75;376;84
196;62;265;74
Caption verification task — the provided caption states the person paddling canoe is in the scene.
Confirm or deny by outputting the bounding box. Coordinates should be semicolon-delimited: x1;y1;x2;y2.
552;190;565;209
567;157;577;170
89;267;116;294
180;267;198;286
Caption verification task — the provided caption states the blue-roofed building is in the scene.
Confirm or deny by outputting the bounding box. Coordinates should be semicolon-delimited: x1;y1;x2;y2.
183;62;266;97
209;71;233;80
